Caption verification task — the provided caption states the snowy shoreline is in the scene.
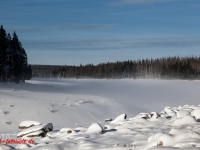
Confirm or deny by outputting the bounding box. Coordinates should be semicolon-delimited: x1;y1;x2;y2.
0;79;200;149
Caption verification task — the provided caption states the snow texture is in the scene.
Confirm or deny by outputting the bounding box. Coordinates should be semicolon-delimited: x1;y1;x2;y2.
0;79;200;150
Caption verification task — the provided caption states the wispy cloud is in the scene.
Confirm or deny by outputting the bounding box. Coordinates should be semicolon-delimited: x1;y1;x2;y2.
23;36;200;51
110;0;182;6
16;28;49;33
60;24;117;30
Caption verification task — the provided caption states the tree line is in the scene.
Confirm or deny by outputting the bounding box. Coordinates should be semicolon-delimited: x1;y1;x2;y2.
0;25;32;83
31;56;200;79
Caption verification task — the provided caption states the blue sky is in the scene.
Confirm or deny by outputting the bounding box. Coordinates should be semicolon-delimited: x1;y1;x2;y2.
1;0;200;65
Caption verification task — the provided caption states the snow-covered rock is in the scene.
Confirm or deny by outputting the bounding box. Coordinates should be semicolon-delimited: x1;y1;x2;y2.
191;108;200;121
19;121;42;129
23;130;45;137
85;123;104;134
176;110;190;117
150;112;160;119
105;118;113;122
17;123;53;138
160;112;166;118
110;114;127;124
136;113;150;120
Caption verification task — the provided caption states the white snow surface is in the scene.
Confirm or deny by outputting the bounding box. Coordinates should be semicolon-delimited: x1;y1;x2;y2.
0;78;200;149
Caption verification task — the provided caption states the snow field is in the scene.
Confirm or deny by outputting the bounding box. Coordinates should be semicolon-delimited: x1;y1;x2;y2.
0;79;200;149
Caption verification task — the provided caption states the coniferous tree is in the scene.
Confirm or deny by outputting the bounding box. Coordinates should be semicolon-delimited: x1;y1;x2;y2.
11;31;21;83
0;26;31;83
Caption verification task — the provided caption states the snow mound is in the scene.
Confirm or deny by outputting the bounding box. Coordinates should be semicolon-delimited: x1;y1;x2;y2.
85;123;104;134
143;131;200;149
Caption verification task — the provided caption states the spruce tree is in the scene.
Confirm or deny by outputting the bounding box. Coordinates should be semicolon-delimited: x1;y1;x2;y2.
11;31;21;83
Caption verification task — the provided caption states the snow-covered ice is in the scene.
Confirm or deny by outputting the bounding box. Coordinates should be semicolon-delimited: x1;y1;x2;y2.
0;78;200;149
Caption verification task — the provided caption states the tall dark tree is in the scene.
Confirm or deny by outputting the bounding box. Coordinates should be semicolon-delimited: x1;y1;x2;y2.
0;26;31;83
0;25;7;82
5;33;12;81
161;63;167;78
11;31;21;83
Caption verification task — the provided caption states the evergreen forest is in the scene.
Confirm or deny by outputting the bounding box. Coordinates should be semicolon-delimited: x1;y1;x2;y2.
31;56;200;80
0;25;32;83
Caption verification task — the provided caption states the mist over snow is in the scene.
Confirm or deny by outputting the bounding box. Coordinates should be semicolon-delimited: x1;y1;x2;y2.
0;79;200;149
28;78;200;114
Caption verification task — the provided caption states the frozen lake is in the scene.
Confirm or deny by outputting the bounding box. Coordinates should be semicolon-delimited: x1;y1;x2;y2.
28;78;200;115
